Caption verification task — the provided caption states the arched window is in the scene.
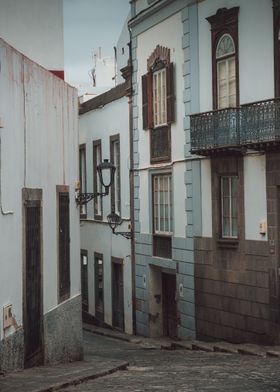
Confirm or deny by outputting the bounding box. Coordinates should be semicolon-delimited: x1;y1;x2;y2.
216;34;236;109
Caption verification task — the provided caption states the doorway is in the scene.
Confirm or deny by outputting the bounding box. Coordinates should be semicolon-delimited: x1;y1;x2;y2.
112;258;124;331
80;250;88;312
24;198;43;368
162;273;177;339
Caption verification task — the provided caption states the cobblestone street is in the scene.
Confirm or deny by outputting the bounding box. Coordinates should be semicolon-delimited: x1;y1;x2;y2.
62;331;280;392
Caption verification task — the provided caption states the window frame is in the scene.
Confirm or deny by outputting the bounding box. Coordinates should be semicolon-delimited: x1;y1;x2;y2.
92;139;103;220
94;252;104;322
216;34;236;109
206;7;239;110
220;175;238;239
110;134;121;215
142;45;174;164
79;144;87;218
152;173;173;259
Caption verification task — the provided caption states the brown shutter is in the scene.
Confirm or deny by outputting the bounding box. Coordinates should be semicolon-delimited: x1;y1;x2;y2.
142;72;153;129
166;62;175;124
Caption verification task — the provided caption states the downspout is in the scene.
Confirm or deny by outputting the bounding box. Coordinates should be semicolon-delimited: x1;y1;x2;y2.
128;26;136;334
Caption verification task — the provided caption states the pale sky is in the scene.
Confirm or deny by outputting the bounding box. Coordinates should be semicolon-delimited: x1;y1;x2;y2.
63;0;129;87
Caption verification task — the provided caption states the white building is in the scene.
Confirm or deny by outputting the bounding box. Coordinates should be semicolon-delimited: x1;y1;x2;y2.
129;0;199;339
190;0;279;344
79;70;133;334
0;39;82;370
0;0;64;78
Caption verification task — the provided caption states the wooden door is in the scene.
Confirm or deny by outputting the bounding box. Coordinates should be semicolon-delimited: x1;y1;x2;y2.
94;253;104;322
58;192;70;301
112;260;124;331
80;250;88;312
162;273;177;339
24;201;43;368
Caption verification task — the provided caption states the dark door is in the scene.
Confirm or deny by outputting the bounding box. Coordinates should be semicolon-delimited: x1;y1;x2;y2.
112;261;124;331
162;273;177;339
58;192;70;301
80;250;88;312
94;253;104;322
24;201;43;368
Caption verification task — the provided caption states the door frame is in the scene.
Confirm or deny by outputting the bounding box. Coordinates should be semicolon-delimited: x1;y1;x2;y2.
22;188;44;368
111;257;124;331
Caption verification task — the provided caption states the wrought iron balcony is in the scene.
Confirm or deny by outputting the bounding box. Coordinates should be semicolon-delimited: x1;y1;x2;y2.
190;107;241;156
190;98;280;156
241;98;280;148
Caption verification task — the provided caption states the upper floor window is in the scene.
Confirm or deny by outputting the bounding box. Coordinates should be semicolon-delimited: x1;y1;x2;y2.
207;7;239;110
79;144;87;217
273;0;280;96
93;139;102;219
216;34;236;109
142;45;174;163
153;67;167;127
110;134;121;215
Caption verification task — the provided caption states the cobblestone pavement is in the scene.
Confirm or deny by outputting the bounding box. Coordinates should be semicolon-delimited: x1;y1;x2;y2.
62;332;280;392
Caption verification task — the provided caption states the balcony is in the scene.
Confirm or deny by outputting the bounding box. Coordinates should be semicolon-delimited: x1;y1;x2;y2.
190;98;280;156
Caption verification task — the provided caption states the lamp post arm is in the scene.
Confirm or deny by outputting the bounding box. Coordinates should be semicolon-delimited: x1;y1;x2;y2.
76;188;109;206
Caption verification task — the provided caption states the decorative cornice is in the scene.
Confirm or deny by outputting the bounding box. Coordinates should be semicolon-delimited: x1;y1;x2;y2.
206;7;239;31
147;45;170;70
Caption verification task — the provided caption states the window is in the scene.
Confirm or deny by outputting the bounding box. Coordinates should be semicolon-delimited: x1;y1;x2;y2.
216;34;236;109
79;144;86;217
80;249;88;312
94;253;104;322
153;67;167;127
153;174;172;259
93;140;102;219
221;176;238;238
207;7;239;109
110;134;121;214
142;45;174;163
58;190;70;301
273;0;280;96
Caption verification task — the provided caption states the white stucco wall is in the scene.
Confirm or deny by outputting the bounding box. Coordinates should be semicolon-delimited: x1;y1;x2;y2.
0;0;64;71
198;0;274;112
79;94;133;334
137;11;186;237
201;159;212;237
244;155;267;241
0;40;79;340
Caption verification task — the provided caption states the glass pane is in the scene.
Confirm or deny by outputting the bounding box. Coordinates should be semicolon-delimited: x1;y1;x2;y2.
216;34;235;59
222;177;229;197
232;218;238;237
223;217;230;237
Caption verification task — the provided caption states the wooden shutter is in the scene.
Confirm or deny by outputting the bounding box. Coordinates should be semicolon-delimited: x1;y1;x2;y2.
142;72;152;129
166;62;175;124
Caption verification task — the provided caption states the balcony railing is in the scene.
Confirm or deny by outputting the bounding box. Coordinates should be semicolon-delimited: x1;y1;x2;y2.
190;98;280;155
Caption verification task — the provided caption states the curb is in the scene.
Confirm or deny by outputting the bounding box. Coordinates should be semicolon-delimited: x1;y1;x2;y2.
33;362;129;392
83;326;142;344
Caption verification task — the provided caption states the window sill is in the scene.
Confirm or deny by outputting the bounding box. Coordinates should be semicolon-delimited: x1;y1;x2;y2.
217;238;239;249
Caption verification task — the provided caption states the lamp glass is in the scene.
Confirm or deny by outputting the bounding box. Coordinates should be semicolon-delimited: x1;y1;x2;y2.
97;159;116;188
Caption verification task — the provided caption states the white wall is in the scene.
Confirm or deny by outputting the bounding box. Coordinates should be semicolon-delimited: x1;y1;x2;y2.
0;40;79;340
244;155;267;241
0;0;64;71
198;0;274;112
79;94;133;334
136;11;186;238
116;15;130;85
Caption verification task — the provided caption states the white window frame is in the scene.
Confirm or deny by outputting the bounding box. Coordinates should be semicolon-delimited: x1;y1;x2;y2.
112;139;121;214
216;34;236;109
153;68;167;127
153;174;172;235
221;175;238;239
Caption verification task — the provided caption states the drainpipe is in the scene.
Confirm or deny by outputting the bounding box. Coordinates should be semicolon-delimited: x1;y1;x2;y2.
128;26;136;335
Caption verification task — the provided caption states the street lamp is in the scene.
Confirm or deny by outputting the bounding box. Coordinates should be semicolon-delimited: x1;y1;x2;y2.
76;159;116;205
107;211;133;239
